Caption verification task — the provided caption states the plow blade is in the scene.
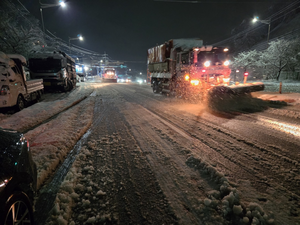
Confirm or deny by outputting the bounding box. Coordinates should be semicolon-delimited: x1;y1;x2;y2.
102;79;117;83
207;82;265;112
227;82;265;94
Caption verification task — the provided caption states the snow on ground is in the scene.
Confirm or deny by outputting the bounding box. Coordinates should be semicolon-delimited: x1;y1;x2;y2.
45;145;92;225
0;85;93;132
0;83;98;190
26;96;95;189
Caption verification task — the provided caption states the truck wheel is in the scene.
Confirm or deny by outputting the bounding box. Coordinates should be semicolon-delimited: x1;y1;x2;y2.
15;95;25;111
67;80;74;91
62;79;70;92
153;82;159;93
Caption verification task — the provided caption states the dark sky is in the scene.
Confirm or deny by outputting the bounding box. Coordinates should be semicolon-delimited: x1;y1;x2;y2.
22;0;274;72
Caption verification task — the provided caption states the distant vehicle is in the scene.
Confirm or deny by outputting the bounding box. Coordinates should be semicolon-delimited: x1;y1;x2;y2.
0;128;37;225
102;68;117;83
0;52;44;111
77;73;86;82
86;73;95;80
117;76;131;83
29;51;76;92
148;39;264;99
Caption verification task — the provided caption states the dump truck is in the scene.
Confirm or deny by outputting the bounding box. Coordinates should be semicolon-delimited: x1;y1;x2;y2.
0;52;44;111
29;51;76;91
147;39;264;101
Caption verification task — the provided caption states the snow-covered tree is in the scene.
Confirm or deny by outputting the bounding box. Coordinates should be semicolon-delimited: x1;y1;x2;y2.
260;39;299;80
0;0;44;57
231;50;261;71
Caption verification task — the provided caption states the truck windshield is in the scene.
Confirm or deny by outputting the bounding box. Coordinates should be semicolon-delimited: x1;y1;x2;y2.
29;58;62;73
197;51;227;65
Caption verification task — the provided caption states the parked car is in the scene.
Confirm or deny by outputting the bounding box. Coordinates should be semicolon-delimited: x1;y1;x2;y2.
0;128;37;225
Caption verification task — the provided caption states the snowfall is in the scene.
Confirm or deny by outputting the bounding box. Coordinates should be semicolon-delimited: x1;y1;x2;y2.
0;80;300;225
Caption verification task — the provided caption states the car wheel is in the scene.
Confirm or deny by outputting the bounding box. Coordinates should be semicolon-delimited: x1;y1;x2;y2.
15;95;25;111
3;192;34;225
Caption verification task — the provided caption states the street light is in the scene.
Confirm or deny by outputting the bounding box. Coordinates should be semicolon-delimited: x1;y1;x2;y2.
39;0;66;34
252;16;271;42
69;35;84;52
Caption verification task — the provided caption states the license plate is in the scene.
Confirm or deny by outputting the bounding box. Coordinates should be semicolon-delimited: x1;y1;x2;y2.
43;82;51;86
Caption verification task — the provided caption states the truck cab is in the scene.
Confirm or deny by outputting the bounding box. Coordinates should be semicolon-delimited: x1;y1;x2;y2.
0;52;44;111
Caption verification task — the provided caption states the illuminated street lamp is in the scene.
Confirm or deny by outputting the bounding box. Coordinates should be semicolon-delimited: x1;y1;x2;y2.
39;0;66;34
252;16;271;42
69;35;84;52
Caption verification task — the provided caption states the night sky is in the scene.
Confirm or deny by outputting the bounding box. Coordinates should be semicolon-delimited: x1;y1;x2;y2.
22;0;274;72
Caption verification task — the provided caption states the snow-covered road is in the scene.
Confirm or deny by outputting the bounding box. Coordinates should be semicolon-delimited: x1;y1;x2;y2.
1;81;300;225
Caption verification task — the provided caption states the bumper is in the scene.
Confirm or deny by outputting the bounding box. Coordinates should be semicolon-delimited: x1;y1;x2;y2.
0;95;16;108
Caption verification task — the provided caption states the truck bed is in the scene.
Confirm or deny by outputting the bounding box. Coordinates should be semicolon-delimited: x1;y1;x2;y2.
26;79;44;94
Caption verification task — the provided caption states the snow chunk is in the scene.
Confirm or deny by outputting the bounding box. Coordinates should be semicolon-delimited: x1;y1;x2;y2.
233;205;243;215
86;217;96;223
96;190;106;196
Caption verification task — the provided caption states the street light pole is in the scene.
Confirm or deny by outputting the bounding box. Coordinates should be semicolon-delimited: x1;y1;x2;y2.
69;35;84;54
253;17;271;42
40;8;45;34
267;22;271;43
39;0;66;34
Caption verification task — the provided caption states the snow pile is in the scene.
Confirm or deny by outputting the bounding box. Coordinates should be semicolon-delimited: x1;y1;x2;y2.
45;160;81;225
25;97;95;189
0;85;93;132
186;155;275;224
46;134;120;224
262;80;300;93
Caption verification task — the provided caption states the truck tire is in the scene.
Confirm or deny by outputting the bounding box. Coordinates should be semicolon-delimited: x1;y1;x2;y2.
15;95;25;111
61;79;70;92
153;82;158;93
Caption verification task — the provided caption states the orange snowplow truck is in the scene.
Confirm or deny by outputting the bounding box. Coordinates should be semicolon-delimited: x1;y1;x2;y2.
147;38;264;98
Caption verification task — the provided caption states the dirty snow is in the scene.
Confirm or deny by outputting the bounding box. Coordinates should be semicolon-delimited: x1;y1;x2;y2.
1;81;300;224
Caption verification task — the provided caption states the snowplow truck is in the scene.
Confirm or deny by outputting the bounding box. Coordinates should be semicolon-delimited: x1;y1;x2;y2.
148;39;264;100
102;67;117;83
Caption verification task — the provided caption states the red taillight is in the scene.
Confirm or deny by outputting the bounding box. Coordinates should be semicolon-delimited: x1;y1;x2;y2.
244;72;249;76
27;140;30;148
202;69;206;72
0;85;9;95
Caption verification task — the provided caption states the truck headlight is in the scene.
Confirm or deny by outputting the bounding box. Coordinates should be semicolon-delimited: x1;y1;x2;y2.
191;80;199;85
204;61;210;67
223;61;230;66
